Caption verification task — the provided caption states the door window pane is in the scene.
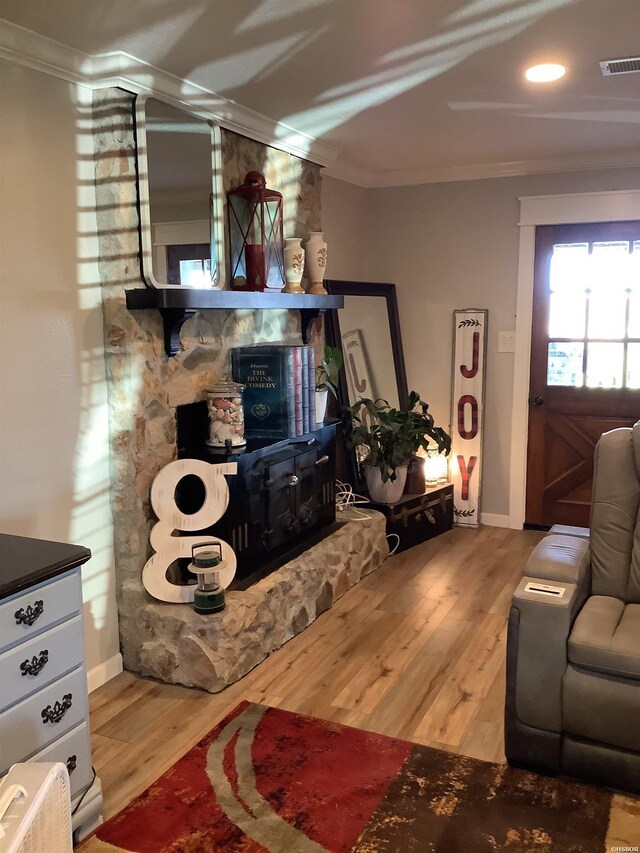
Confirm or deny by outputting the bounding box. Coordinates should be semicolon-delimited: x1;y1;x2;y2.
630;244;640;337
589;242;632;294
627;344;640;389
629;293;640;338
588;290;627;339
586;342;624;388
550;243;588;294
547;342;584;387
631;241;640;288
549;292;586;338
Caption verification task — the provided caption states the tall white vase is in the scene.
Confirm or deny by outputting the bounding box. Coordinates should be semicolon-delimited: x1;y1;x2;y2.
283;238;305;293
305;231;328;294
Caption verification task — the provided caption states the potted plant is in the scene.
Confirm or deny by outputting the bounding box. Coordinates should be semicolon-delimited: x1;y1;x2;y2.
315;345;343;423
347;392;451;503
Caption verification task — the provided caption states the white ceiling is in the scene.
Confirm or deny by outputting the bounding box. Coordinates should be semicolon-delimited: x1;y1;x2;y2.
1;0;639;185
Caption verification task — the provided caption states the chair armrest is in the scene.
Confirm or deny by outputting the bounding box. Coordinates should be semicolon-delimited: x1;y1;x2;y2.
508;574;588;734
525;534;591;586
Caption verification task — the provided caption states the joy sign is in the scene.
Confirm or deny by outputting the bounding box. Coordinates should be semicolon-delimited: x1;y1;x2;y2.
450;310;487;528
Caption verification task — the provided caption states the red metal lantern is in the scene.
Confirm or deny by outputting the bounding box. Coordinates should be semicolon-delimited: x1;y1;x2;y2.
227;171;285;291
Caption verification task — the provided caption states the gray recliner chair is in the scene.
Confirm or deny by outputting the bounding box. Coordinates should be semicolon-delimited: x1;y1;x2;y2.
505;422;640;793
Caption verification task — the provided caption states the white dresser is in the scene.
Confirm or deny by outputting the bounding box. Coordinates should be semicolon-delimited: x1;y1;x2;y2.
0;533;103;842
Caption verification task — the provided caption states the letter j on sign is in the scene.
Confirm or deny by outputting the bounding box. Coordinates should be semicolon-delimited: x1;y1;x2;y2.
451;309;487;527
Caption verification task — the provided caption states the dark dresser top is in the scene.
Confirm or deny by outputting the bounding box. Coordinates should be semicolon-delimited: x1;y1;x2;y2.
0;533;91;600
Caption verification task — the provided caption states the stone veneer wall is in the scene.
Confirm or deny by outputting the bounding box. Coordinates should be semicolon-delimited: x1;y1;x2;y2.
92;88;328;674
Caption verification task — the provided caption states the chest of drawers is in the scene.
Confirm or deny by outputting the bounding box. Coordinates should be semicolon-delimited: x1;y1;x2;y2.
0;533;103;842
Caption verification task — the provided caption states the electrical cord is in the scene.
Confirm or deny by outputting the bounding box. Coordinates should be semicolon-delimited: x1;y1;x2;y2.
71;766;97;816
335;480;405;556
386;533;401;556
334;479;372;520
335;480;402;555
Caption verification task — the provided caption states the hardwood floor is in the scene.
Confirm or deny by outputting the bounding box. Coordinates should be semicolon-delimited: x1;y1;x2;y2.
89;526;544;819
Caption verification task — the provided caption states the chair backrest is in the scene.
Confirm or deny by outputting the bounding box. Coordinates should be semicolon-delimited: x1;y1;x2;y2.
590;422;640;602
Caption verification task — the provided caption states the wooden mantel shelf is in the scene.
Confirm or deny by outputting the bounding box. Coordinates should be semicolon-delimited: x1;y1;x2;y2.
125;287;344;356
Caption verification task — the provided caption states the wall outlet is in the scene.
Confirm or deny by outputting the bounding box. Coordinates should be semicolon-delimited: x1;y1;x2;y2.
498;331;516;353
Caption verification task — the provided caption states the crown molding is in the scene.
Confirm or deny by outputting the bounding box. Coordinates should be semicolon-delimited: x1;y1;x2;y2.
324;145;640;188
368;149;640;188
0;18;340;168
322;158;374;187
0;16;91;85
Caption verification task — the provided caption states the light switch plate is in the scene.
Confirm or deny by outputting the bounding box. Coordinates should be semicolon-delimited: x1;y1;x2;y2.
498;331;516;352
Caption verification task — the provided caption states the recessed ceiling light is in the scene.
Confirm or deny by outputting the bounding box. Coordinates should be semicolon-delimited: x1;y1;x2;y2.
525;63;566;83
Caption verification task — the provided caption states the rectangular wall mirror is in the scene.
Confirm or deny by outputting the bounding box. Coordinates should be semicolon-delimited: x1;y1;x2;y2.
324;280;409;487
135;95;226;288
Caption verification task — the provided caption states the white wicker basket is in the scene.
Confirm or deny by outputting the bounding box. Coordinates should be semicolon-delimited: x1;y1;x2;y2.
0;762;72;853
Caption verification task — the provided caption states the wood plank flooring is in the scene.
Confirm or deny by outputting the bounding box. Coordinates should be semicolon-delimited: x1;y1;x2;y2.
89;526;544;819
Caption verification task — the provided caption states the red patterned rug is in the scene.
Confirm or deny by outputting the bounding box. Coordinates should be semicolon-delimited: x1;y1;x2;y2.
78;702;638;852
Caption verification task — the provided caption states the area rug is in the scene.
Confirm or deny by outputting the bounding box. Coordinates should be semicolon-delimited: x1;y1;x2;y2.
78;701;638;852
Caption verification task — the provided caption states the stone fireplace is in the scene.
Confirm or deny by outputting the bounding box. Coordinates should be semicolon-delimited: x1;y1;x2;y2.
92;88;388;693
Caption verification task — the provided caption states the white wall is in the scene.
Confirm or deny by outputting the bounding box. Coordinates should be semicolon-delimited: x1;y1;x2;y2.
321;175;371;281
0;59;120;687
367;167;640;519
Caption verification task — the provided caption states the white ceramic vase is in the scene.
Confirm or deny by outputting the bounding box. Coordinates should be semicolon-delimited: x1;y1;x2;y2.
315;389;328;424
283;237;305;293
365;464;408;504
305;231;328;294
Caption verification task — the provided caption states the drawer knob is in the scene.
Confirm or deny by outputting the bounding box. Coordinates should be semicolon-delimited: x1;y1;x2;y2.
14;600;44;626
20;650;49;677
66;755;77;776
41;693;72;724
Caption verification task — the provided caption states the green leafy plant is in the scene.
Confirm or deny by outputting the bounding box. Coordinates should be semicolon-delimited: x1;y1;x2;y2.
315;345;343;398
347;391;451;483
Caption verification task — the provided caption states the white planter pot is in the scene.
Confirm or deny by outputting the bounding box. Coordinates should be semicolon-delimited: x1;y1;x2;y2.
365;464;408;504
315;389;328;424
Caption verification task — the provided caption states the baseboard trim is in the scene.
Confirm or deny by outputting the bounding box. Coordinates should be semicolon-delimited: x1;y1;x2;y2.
87;652;123;693
481;513;510;528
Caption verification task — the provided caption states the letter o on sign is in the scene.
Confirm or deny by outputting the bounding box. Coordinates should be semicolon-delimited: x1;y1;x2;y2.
457;394;478;440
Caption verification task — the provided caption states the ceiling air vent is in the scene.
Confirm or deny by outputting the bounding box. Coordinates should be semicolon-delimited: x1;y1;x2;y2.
600;56;640;76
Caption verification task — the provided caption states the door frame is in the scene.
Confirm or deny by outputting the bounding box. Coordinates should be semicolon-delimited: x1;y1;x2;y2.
508;189;640;529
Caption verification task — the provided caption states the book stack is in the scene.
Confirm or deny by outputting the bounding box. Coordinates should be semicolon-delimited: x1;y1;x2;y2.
231;345;318;438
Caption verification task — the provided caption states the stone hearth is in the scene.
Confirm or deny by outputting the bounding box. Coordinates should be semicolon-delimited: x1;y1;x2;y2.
129;510;388;692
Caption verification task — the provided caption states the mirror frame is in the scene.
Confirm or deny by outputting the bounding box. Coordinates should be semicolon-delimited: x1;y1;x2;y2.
135;94;226;289
324;280;409;489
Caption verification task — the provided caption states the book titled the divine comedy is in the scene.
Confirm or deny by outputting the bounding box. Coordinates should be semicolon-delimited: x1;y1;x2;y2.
231;345;318;438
